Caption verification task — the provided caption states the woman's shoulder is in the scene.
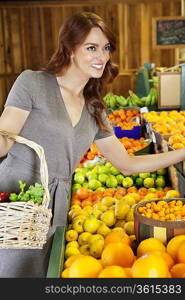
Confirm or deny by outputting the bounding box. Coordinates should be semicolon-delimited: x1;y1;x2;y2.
19;69;51;80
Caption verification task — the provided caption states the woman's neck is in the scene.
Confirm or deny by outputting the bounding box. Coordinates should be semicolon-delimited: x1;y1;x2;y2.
56;66;89;98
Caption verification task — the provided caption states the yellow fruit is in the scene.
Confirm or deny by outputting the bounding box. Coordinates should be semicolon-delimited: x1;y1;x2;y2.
78;232;92;246
114;220;126;228
91;209;102;219
100;210;116;227
93;203;107;212
101;196;115;207
170;263;185;278
72;219;84;233
123;195;136;206
177;241;185;263
65;241;79;249
83;216;100;233
88;234;104;245
125;209;134;222
143;193;158;201
115;200;130;219
112;227;125;232
124;221;134;235
137;237;166;257
127;192;141;203
167;235;185;261
65;246;81;259
79;244;91;255
104;231;131;247
98;265;129;278
64;254;83;268
90;240;104;258
165;190;180;199
68;255;102;278
97;223;111;237
65;229;78;242
132;254;169;278
61;267;70;278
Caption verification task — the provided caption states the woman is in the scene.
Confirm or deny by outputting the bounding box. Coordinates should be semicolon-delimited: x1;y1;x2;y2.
0;11;185;278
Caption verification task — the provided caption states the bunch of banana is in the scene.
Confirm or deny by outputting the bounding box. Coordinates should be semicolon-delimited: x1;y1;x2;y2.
140;87;158;107
103;93;128;109
127;90;144;107
103;87;158;109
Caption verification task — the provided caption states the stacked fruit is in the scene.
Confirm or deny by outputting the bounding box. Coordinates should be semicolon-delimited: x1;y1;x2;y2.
143;110;185;123
168;134;185;150
61;234;185;278
138;199;185;221
79;138;150;165
103;87;157;109
72;161;170;193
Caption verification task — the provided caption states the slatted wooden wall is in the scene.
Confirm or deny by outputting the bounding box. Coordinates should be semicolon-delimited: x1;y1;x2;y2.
0;0;182;112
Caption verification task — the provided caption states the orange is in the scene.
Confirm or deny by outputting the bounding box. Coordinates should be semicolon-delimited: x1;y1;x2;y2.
76;187;89;200
61;267;70;278
137;238;166;257
68;255;102;278
170;263;185;278
101;242;135;268
132;254;169;278
64;254;83;268
98;265;129;278
166;235;185;261
104;231;131;247
146;250;174;269
176;241;185;263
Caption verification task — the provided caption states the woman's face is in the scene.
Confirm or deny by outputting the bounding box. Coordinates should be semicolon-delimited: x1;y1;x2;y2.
71;27;111;79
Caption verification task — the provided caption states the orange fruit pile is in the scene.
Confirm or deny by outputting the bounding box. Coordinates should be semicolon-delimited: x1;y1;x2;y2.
137;199;185;221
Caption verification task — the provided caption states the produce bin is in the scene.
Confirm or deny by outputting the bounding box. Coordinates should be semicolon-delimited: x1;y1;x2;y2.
134;198;185;244
47;226;67;278
113;125;142;139
134;139;154;155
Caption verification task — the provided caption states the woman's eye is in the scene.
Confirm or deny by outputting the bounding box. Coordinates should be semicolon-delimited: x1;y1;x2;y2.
104;45;111;52
87;46;96;51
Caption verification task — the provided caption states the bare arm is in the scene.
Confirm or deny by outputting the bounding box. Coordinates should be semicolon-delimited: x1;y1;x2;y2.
0;106;30;157
95;135;185;175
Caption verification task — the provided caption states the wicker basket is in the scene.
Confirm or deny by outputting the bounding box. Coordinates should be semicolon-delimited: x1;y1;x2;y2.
0;130;52;249
134;198;185;245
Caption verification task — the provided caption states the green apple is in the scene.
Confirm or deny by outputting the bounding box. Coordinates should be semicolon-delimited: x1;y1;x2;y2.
106;175;118;188
135;177;143;187
122;177;134;188
155;176;166;188
139;172;151;179
98;173;109;184
157;168;167;176
74;173;85;184
110;166;120;175
116;174;125;184
143;177;155;188
88;179;102;190
72;183;81;192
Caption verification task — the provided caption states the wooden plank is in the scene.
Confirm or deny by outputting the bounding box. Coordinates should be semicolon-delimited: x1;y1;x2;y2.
140;3;150;65
19;7;27;69
0;8;5;74
10;8;22;73
47;226;66;278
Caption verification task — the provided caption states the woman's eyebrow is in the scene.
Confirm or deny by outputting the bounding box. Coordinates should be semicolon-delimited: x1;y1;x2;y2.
84;42;110;46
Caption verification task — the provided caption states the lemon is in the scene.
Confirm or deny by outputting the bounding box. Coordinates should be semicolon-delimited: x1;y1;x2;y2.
65;229;78;242
78;232;92;246
65;247;80;259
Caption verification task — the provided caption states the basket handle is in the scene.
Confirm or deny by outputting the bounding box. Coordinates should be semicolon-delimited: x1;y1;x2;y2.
0;129;50;208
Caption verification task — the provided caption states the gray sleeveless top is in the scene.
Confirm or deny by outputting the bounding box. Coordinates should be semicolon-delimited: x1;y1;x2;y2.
0;70;114;226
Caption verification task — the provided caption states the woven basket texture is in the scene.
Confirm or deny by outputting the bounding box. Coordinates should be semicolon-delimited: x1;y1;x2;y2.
0;130;52;249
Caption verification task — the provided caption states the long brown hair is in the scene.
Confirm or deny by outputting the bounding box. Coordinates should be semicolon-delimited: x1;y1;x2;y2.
43;11;119;132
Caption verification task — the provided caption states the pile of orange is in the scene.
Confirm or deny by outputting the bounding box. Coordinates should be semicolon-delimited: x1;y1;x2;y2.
137;199;185;221
61;234;185;278
108;109;140;125
70;186;174;208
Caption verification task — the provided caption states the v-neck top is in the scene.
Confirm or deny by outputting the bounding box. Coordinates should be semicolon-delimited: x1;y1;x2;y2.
0;70;114;225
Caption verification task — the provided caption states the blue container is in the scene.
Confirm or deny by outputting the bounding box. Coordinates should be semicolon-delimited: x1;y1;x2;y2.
113;125;142;139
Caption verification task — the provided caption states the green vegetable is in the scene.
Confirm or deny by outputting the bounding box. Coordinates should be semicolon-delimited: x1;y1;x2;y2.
9;180;44;204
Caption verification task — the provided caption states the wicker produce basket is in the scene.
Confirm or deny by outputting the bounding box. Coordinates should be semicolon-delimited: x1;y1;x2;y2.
134;198;185;245
0;130;52;249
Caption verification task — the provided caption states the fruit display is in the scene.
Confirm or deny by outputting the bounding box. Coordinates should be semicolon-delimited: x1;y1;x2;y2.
168;134;185;150
61;234;185;278
143;110;185;123
72;161;170;192
137;198;184;221
103;87;158;109
79;137;151;165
